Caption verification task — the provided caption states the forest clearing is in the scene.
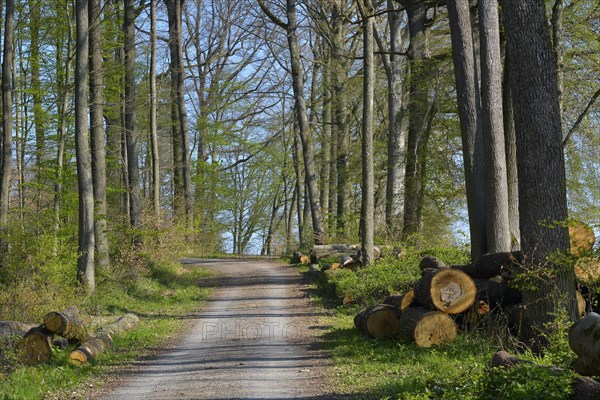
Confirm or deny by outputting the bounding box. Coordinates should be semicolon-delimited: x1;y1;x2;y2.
0;0;599;398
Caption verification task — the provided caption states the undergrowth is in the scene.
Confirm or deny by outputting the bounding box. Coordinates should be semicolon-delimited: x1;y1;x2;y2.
0;225;219;400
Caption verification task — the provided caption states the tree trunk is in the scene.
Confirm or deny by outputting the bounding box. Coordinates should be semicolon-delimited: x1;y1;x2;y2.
320;50;331;230
284;0;326;245
332;1;349;236
402;0;437;237
165;0;193;229
447;0;486;261
89;0;110;270
502;44;520;251
124;0;143;243
359;0;375;266
0;0;14;257
501;0;577;349
149;0;160;219
478;0;511;253
75;0;95;292
53;7;74;253
30;3;44;209
384;0;407;232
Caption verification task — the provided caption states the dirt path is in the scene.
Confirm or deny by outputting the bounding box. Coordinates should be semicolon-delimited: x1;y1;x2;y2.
91;259;333;400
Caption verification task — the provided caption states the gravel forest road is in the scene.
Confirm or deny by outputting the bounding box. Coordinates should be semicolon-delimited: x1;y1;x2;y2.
90;259;333;400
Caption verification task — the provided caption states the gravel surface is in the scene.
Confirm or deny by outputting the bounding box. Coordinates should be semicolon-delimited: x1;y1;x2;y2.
88;259;334;400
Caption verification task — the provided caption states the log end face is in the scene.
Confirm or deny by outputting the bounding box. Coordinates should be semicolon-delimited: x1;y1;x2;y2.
431;269;476;314
43;312;66;335
69;349;88;366
413;312;457;347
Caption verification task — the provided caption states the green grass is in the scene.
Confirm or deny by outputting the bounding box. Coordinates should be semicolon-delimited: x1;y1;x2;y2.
0;257;218;400
301;246;586;399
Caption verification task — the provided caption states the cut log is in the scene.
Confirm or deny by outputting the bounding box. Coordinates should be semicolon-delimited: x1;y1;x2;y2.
570;220;595;257
384;289;418;313
43;306;88;344
575;258;600;283
491;350;600;400
413;268;476;314
398;307;458;347
16;326;53;366
69;313;139;365
418;256;446;271
330;262;342;270
569;312;600;376
311;244;360;259
357;304;401;340
0;321;35;338
472;277;521;307
299;255;310;265
471;251;524;279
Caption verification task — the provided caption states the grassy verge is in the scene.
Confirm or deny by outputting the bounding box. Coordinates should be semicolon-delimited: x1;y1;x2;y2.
0;256;218;400
300;246;583;399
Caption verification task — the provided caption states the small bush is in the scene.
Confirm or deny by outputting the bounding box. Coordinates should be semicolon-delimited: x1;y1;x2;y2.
477;364;574;400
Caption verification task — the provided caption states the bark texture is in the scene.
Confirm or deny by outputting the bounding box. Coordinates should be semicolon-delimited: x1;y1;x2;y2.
75;0;95;292
501;0;577;347
447;0;486;261
478;0;511;253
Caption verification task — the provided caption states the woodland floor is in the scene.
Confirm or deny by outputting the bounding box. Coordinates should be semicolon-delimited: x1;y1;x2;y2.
83;259;336;400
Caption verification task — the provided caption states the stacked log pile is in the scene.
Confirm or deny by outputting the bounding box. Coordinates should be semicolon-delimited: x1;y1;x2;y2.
0;307;139;366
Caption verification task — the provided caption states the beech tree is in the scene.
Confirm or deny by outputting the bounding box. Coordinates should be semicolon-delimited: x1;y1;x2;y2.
0;0;14;257
359;0;375;265
75;0;95;291
501;0;577;347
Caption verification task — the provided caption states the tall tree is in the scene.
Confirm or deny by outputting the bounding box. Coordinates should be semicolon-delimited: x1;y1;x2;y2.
501;0;577;348
124;0;143;241
165;0;193;229
75;0;95;291
374;0;407;233
30;2;45;208
258;0;327;245
90;0;110;269
0;0;14;256
478;0;511;253
401;0;437;237
447;0;486;261
149;0;160;219
359;0;375;266
54;3;75;244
